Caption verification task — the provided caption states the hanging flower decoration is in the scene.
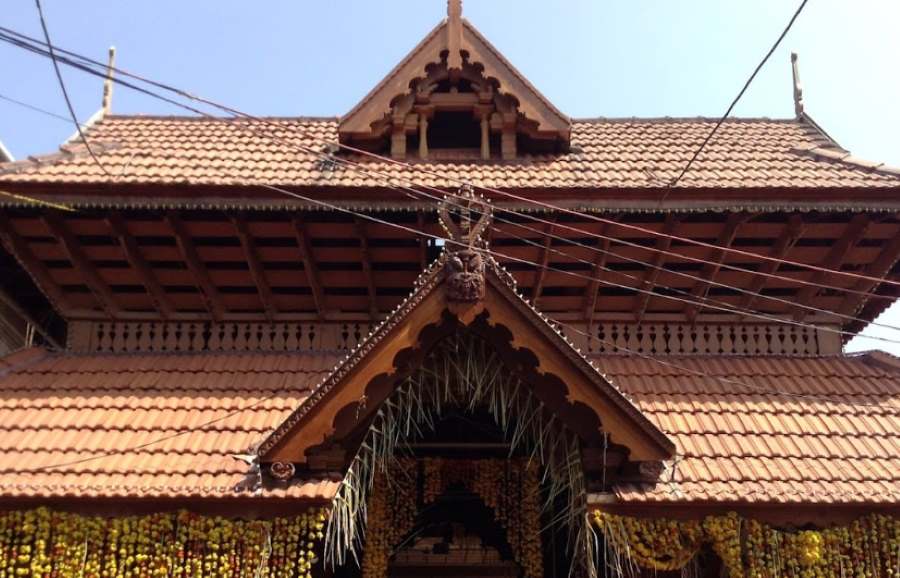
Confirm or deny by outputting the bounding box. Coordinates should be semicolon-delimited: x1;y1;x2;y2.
0;507;327;578
592;511;900;578
361;458;544;578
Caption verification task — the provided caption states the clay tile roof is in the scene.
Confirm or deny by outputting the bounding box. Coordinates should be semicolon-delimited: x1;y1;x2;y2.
0;348;340;500
1;116;898;192
600;354;900;504
0;347;896;504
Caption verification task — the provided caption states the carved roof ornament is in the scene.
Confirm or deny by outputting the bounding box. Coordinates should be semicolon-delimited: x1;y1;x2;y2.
338;2;570;160
439;185;492;302
447;0;463;70
791;52;804;117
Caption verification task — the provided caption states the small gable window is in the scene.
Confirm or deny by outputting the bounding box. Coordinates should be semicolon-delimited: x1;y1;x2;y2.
337;3;570;162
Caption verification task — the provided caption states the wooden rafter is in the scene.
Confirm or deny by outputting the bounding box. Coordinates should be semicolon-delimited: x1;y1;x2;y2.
416;211;429;270
836;220;900;318
354;218;379;318
42;213;120;318
107;212;174;318
232;215;276;321
583;223;612;347
793;213;871;322
292;215;325;318
635;214;678;322
532;218;556;308
737;214;804;314
684;212;752;323
0;214;72;313
165;212;224;321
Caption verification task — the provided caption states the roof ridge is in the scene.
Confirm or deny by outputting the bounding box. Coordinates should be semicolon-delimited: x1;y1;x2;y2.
572;116;799;123
103;114;341;122
856;350;900;374
790;145;900;180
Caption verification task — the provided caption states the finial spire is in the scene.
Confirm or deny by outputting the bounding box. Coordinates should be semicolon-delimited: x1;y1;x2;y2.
791;52;804;117
447;0;463;70
101;46;116;116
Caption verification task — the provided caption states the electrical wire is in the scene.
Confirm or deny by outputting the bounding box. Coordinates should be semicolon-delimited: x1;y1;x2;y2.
23;198;895;473
665;0;811;189
3;6;895;478
1;35;895;342
0;91;81;126
32;0;109;176
247;182;900;345
2;25;898;300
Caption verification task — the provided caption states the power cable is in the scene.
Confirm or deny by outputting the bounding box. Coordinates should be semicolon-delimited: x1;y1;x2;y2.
2;26;898;301
1;38;893;342
666;0;811;189
23;197;895;473
32;0;109;176
0;91;81;126
3;24;897;295
2;9;894;477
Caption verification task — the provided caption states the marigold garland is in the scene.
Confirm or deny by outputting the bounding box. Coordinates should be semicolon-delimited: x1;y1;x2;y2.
361;458;544;578
0;507;327;578
592;511;900;578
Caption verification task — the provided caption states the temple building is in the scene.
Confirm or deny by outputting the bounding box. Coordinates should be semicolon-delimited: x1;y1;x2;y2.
0;2;898;578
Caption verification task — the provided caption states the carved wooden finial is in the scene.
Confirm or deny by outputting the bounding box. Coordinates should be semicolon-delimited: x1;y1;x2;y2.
101;46;116;116
791;52;804;117
439;184;492;302
447;0;463;70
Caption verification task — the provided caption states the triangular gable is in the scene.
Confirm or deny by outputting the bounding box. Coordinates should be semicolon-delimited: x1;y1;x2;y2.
339;3;570;159
258;254;673;469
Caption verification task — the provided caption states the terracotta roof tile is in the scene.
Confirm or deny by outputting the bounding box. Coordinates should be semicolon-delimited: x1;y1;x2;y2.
595;354;900;504
0;349;337;501
0;348;896;504
1;117;898;191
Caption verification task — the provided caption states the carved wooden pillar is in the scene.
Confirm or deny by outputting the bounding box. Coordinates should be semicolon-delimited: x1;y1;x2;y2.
418;114;429;159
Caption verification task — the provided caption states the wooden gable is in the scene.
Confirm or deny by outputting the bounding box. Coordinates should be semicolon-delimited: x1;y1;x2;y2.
338;1;571;159
257;258;675;470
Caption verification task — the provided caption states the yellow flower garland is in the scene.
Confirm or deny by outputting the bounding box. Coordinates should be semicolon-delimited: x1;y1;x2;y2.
592;511;900;578
0;507;327;578
362;458;544;578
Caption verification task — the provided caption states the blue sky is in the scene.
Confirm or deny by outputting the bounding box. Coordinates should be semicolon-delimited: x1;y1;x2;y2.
2;0;899;352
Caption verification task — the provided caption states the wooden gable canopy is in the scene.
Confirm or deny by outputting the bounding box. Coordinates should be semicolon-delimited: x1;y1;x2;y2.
257;227;675;475
338;1;571;159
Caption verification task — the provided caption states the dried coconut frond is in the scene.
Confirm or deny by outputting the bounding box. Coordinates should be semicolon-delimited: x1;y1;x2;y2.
324;332;597;578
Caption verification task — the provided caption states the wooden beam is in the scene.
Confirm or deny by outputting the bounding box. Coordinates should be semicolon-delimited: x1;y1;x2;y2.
232;214;276;321
836;222;900;318
164;212;224;321
0;214;72;313
684;212;752;323
354;218;379;318
793;213;871;322
635;215;678;322
42;213;120;318
107;212;174;318
292;215;325;318
532;218;556;309
583;222;615;318
737;214;804;314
